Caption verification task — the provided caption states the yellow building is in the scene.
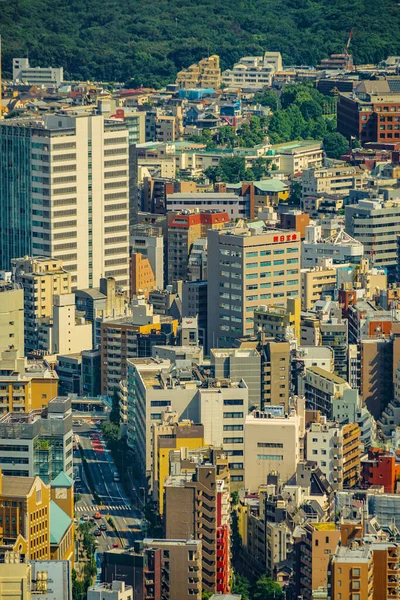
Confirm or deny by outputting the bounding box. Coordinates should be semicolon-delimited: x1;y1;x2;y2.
0;469;74;565
301;263;339;310
176;55;221;89
254;297;301;341
11;256;71;353
152;411;204;514
0;349;58;414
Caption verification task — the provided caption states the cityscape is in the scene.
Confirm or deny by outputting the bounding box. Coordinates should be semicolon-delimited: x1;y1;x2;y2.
3;22;400;600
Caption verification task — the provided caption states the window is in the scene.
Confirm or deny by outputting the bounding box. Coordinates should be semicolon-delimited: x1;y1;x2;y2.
273;260;284;266
352;568;360;577
257;442;283;448
224;412;244;419
257;454;283;460
223;437;244;444
246;262;258;269
223;424;243;431
274;249;285;255
352;581;360;589
151;401;171;407
246;251;258;257
224;399;243;406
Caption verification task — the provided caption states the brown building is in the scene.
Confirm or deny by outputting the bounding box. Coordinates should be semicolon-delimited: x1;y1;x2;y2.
338;79;400;143
130;252;156;299
144;538;202;600
361;338;395;418
167;210;229;284
259;340;291;411
280;210;310;239
330;545;374;600
297;522;341;600
164;449;231;595
102;545;162;600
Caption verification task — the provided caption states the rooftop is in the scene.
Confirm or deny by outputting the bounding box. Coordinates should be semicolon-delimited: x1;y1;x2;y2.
2;474;36;497
307;366;348;386
49;500;72;545
333;545;373;563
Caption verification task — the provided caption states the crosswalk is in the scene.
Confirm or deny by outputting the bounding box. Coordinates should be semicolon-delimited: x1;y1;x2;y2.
76;504;132;512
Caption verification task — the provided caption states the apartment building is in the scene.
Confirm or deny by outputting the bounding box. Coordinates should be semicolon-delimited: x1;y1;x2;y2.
52;293;92;355
126;358;248;484
259;340;291;411
337;79;400;143
302;227;363;268
221;52;282;90
296;522;341;600
301;262;343;310
164;449;231;595
211;347;261;408
330;545;374;600
102;545;162;600
303;366;352;419
320;316;348;381
253;298;301;340
271;140;323;175
0;282;24;356
168;210;229;284
346;197;400;276
244;403;305;491
207;224;301;348
143;539;202;600
100;298;177;395
305;420;361;491
0;556;72;600
182;281;208;349
0;114;129;290
130;224;164;290
12;257;71;353
0;348;59;413
280;209;311;239
0;395;73;482
176;55;221;89
129;253;157;299
12;58;63;86
301;166;366;198
151;411;204;514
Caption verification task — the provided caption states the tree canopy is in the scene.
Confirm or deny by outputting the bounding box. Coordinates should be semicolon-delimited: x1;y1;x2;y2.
1;0;400;86
323;132;350;159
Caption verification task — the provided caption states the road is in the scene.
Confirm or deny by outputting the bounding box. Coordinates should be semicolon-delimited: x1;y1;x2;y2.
73;421;143;557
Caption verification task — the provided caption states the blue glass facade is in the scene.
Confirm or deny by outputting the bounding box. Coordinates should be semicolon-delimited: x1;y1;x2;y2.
0;126;32;270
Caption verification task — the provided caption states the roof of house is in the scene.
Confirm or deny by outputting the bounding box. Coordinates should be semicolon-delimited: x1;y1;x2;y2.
50;500;72;545
2;475;35;497
51;472;73;489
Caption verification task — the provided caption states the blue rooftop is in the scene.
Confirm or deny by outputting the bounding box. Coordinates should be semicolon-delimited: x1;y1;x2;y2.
50;500;72;545
51;472;73;488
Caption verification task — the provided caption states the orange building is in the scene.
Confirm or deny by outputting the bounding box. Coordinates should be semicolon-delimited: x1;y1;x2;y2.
130;252;157;299
167;210;229;284
361;447;400;493
330;545;374;600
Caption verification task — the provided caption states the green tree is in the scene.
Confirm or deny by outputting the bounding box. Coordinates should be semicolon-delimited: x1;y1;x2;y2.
204;166;222;184
110;391;121;426
219;156;247;183
268;111;292;143
300;99;323;120
253;90;279;112
323;132;349;159
252;575;284;600
252;157;271;180
232;572;251;600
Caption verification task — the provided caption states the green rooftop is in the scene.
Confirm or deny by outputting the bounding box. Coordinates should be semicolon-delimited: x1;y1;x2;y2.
50;500;72;545
51;472;73;488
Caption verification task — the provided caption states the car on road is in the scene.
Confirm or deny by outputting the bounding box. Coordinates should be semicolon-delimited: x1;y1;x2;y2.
94;529;102;537
99;524;107;531
113;473;120;482
82;515;89;521
94;511;102;519
113;542;119;548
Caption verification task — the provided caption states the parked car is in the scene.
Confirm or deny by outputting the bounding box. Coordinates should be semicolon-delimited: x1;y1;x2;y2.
99;524;107;531
94;529;102;537
94;511;102;519
112;542;119;548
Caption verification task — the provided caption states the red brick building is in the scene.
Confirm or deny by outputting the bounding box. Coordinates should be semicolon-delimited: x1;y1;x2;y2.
361;447;400;493
337;79;400;143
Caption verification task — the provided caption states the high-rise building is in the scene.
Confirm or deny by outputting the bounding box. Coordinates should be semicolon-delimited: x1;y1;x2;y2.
0;114;129;289
330;545;374;600
0;281;24;356
296;522;341;600
0;348;59;414
253;299;301;341
12;257;71;353
129;252;157;299
131;223;164;290
164;449;231;595
151;411;204;514
346;198;400;277
259;340;291;411
182;281;208;349
305;420;361;490
303;366;352;420
244;405;304;491
167;210;229;285
211;347;261;408
207;224;301;348
0;395;73;481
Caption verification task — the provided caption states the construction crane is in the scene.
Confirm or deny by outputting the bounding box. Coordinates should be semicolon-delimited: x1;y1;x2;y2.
345;28;354;57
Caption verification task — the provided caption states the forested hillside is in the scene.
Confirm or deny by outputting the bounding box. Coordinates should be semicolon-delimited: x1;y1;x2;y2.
1;0;400;87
